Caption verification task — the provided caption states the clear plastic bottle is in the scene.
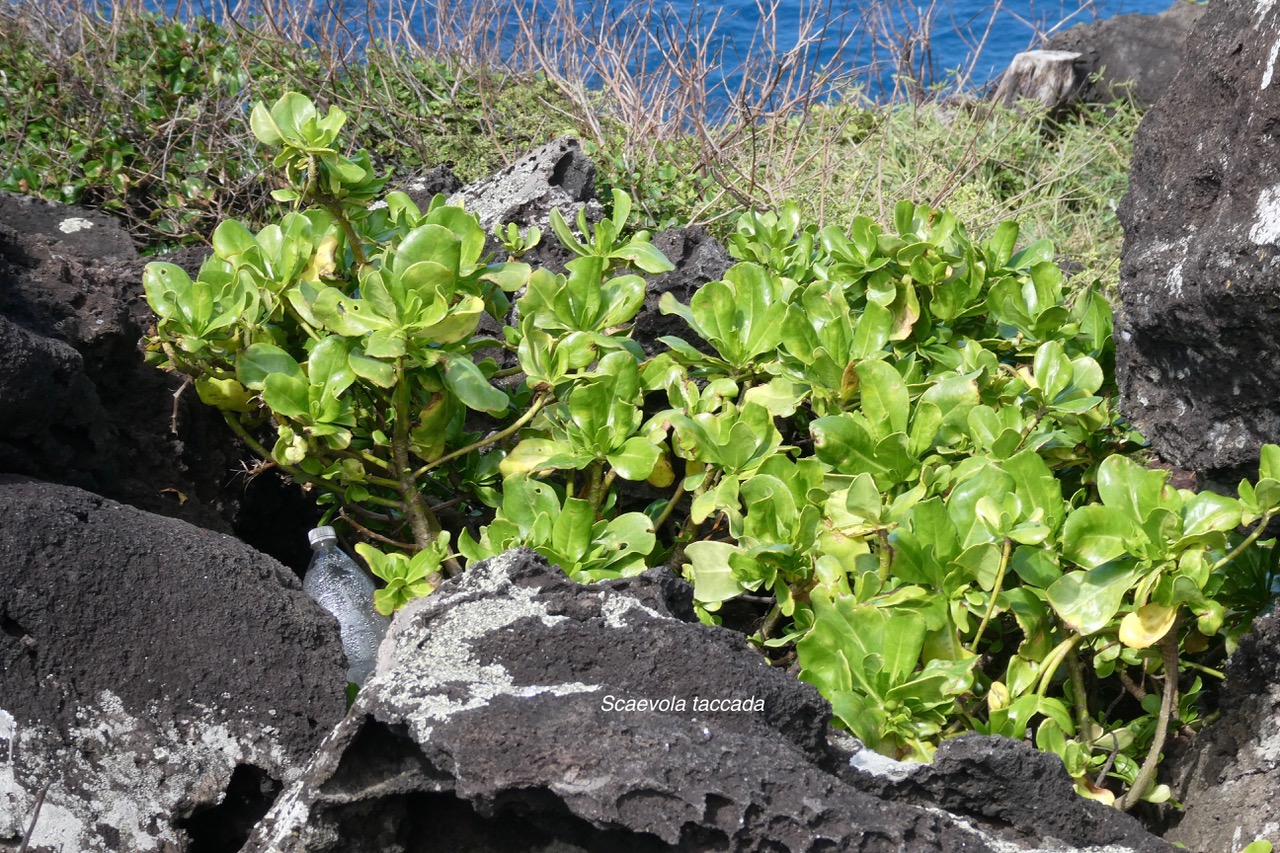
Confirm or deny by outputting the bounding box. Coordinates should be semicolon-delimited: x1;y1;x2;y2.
303;526;391;686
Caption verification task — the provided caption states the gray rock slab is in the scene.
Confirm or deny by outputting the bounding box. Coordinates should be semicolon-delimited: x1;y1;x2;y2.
0;477;347;851
449;136;603;237
243;549;1172;852
1165;609;1280;851
1116;0;1280;476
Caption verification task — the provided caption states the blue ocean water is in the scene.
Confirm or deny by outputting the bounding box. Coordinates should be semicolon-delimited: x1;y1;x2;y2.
167;0;1178;99
591;0;1180;102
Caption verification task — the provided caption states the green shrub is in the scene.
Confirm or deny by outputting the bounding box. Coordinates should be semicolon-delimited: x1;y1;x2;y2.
146;93;1279;812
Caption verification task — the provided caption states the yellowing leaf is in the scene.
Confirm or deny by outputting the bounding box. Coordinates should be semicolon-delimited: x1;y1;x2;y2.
1075;778;1116;807
498;439;560;478
986;680;1010;713
1118;603;1177;649
646;449;675;488
303;234;340;281
195;376;255;412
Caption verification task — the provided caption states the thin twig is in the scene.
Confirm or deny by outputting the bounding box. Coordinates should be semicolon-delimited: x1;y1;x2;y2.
1117;631;1180;811
18;782;51;853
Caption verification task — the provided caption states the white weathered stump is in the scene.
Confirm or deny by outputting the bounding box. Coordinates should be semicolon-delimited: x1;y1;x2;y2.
992;50;1084;112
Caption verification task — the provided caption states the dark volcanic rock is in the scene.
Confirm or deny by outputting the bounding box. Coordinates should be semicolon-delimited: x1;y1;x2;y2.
1164;609;1280;851
839;734;1172;852
633;227;733;356
0;476;347;852
244;549;1171;852
0;191;317;568
400;164;464;210
1041;0;1206;108
1116;0;1280;477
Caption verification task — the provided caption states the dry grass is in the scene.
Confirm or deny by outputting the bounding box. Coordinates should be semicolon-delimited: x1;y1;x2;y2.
0;0;1130;276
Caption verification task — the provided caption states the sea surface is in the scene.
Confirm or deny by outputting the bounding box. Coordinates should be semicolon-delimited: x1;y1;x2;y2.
166;0;1180;100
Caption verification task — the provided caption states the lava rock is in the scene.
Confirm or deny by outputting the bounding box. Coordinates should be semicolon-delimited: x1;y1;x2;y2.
398;164;464;210
632;227;733;356
0;313;111;480
0;191;136;262
449;136;602;238
0;191;318;568
1115;0;1280;477
836;734;1173;852
1164;609;1280;851
1040;0;1206;108
0;476;347;852
244;549;1171;852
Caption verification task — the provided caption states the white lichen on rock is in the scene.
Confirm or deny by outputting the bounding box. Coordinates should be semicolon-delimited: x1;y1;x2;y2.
57;217;95;234
848;747;916;782
0;691;296;851
1250;185;1280;244
371;551;600;745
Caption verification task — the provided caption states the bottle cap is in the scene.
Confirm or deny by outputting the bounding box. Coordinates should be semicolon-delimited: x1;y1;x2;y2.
308;526;337;548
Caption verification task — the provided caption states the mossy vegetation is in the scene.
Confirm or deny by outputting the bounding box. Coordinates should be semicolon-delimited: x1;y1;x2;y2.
1;0;1136;288
0;4;576;247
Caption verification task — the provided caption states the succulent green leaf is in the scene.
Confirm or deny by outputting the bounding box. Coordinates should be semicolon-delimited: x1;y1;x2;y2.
211;219;258;262
143;262;193;320
238;343;305;390
442;355;508;414
249;101;283;145
348;350;396;388
684;540;748;605
1097;454;1173;524
1047;563;1142;635
1002;449;1065;532
308;336;356;399
262;373;310;419
614;240;675;274
1032;340;1073;403
395;224;461;275
268;92;316;142
856;359;909;438
1181;491;1242;538
606;436;661;481
551;497;594;564
1060;505;1142;569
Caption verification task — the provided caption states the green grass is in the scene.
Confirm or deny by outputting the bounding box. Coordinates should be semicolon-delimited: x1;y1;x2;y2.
0;4;576;249
0;0;1138;289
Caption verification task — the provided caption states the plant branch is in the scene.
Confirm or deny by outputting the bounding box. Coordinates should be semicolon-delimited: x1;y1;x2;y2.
1117;667;1148;703
1066;648;1091;739
334;447;393;472
653;479;687;532
876;527;893;583
1037;634;1083;697
18;781;50;853
160;341;234;381
583;459;605;509
1117;630;1179;810
322;198;368;268
1180;659;1224;680
1212;507;1280;572
412;390;547;477
969;537;1011;653
337;508;418;550
389;360;456;572
757;602;784;642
